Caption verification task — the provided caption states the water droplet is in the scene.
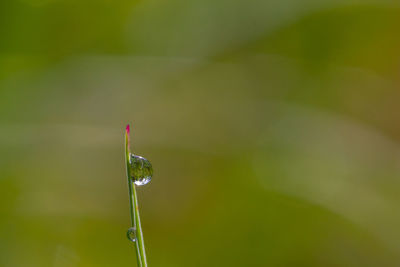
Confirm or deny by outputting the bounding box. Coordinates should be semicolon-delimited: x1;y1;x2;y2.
129;154;153;186
127;227;136;242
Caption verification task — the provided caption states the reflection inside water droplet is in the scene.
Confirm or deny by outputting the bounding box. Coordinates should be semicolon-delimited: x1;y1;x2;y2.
127;227;136;242
129;154;153;186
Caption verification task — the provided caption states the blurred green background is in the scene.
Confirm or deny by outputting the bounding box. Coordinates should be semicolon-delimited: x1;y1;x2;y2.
1;0;400;266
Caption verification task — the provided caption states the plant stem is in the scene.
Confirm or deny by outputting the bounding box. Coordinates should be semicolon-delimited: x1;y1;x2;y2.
125;125;148;267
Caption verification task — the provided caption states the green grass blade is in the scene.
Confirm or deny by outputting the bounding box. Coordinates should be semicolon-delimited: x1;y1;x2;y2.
125;125;148;267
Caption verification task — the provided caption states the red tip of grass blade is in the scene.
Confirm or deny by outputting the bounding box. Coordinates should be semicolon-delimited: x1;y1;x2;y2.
126;124;131;147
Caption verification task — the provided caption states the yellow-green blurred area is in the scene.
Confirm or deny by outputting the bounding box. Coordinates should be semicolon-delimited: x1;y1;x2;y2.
2;0;400;266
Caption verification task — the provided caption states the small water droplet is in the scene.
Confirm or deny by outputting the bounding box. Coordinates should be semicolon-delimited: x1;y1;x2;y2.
129;154;153;186
127;227;136;242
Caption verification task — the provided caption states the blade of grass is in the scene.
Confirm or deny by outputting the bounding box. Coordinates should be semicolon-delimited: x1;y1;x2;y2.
125;124;148;267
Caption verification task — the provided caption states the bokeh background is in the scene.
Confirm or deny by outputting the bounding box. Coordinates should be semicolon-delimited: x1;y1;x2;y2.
1;0;400;266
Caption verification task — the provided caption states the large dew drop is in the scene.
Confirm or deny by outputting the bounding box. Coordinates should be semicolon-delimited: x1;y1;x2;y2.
127;227;136;242
129;154;153;186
